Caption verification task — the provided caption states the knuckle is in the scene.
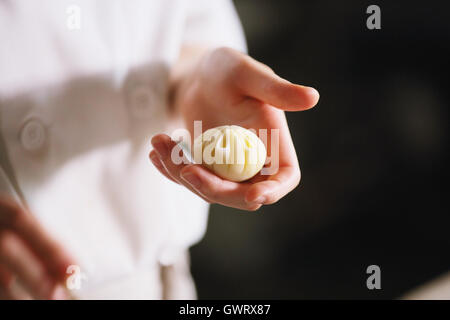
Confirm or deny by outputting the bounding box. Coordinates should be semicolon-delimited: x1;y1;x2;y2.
207;47;237;69
207;47;254;86
211;46;239;61
259;62;274;74
213;46;235;56
222;54;251;80
232;55;252;76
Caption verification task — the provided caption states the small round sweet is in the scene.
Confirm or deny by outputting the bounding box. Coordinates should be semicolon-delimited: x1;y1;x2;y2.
193;125;267;182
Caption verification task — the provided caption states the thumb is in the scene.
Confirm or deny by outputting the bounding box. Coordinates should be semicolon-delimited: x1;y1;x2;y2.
234;56;320;111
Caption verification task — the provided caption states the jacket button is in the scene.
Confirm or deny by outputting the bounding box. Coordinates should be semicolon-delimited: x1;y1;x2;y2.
20;119;46;151
128;85;155;118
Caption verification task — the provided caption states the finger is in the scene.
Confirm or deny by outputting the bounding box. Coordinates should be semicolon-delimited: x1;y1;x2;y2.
245;166;301;205
180;165;262;211
149;150;179;184
152;134;260;210
151;135;212;204
234;55;319;111
0;230;59;299
244;113;302;205
0;196;76;282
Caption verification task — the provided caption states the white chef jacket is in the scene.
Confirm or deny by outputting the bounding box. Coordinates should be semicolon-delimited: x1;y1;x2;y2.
0;0;246;299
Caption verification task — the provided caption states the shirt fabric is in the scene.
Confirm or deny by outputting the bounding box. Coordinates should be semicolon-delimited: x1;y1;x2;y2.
0;0;246;299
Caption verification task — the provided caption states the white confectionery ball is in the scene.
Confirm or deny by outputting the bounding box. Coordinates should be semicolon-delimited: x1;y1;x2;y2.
193;125;267;182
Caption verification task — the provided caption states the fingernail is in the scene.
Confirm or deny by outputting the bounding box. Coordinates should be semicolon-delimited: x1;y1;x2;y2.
181;172;202;189
150;152;163;169
152;141;169;159
50;285;69;300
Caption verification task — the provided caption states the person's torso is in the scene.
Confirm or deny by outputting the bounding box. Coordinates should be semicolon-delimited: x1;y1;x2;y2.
0;0;209;298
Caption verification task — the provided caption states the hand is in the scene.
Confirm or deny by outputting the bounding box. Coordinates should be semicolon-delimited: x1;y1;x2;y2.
150;47;319;211
0;195;75;299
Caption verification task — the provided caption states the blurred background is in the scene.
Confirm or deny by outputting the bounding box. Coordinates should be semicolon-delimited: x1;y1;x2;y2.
190;0;450;299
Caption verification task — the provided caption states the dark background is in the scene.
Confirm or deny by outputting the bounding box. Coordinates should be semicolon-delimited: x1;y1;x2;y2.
190;0;450;299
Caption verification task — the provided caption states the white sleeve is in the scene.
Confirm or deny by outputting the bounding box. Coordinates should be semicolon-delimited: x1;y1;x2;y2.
182;0;247;53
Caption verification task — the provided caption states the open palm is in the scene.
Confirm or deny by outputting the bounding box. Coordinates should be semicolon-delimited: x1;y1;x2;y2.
150;48;319;211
